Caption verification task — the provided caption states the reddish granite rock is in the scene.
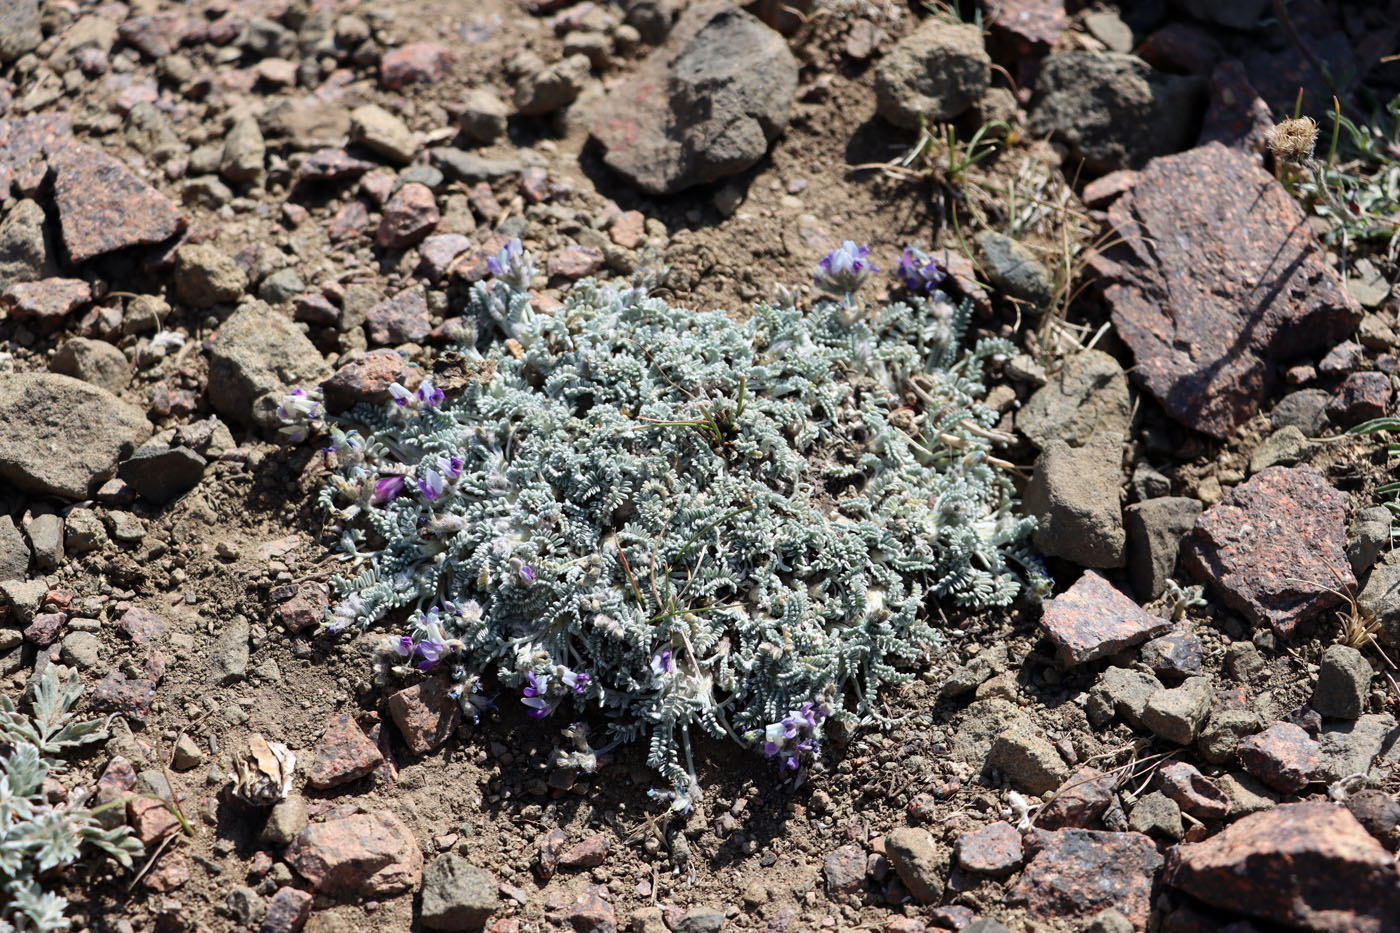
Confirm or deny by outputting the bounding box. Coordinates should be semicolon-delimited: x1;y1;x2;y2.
364;287;431;346
1327;371;1393;426
49;143;184;263
0;114;72;201
1163;802;1400;932
128;796;180;846
306;713;385;789
1158;762;1229;820
984;0;1065;51
1011;829;1163;928
1090;143;1360;438
609;210;646;249
380;43;451;90
417;234;472;282
91;653;164;724
286;810;422;898
387;676;461;755
452;232;514;284
520;165;550;203
559;834;610;869
955;821;1023;876
565;886;617;933
1137;23;1225;75
2;278;90;321
327;198;370;242
1038;766;1118;830
118;12;194;59
320;349;421;413
1199;59;1273;157
547;245;603;279
119;607;168;645
1080;169;1139;208
294;294;339;326
1236;722;1319;793
823;843;866;895
259;886;312;933
1040;570;1172;666
375;183;440;249
275;581;329;633
140;851;190;892
99;756;137;793
1181;466;1352;637
538;827;567;880
294;149;376;188
23;612;65;647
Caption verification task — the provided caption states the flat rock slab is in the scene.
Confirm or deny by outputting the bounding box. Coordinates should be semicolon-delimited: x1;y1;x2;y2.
0;373;151;499
1011;829;1163;928
49;141;185;262
1163;801;1400;931
1091;143;1360;438
286;810;422;899
1181;465;1352;637
590;1;797;194
1040;570;1171;666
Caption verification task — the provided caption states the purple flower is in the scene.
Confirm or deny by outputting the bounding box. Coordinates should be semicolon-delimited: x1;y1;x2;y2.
895;245;946;294
814;241;877;298
417;638;444;665
417;467;445;500
446;455;465;479
416;383;445;407
650;648;673;676
519;564;534;584
487;238;523;277
568;671;590;694
388;382;414;406
373;475;407;505
394;636;415;657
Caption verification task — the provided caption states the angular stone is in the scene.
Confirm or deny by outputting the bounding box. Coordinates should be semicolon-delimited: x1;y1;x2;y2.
1327;372;1393;427
1030;52;1204;174
376;183;440;249
175;244;248;308
209;617;250;685
380;42;450;90
21;514;59;571
1040;570;1170;667
364;288;431;346
1093;666;1160;728
1127;791;1182;840
320;349;421;414
1125;497;1203;601
206;302;330;427
2;278;90;321
222;116;266;184
1312;644;1372;720
49;142;184;262
418;234;473;283
1037;766;1117;830
0;0;42;63
975;231;1052;308
263;795;308;847
388;676;461;755
117;445;207;506
1362;554;1400;650
421;855;498;930
883;826;945;903
293;148;377;188
91;656;162;723
1025;437;1125;568
0;198;56;283
955;821;1022;876
0;373;151;499
565;885;617;933
1237;722;1319;793
559;834;610;869
1142;676;1213;745
1157;762;1229;820
1315;714;1399;784
458;89;509;144
985;0;1065;50
547;246;603;279
307;713;385;789
986;721;1070;795
349;104;419;166
874;19;989;129
1163;801;1400;931
50;337;130;394
1011;829;1162;928
1139;631;1204;678
1197;707;1264;765
591;2;798;195
1248;425;1310;475
0;517;28;582
822;843;866;895
259;886;312;933
1182;466;1352;637
1091;144;1361;437
1017;350;1130;450
286;810;422;898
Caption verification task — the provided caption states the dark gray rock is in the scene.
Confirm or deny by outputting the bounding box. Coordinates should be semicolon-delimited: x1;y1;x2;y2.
429;149;524;184
976;231;1053;308
1197;707;1263;765
1248;426;1309;475
1348;506;1393;577
118;446;207;506
874;19;989;129
1124;496;1203;600
1316;714;1400;783
1018;349;1131;449
0;517;29;583
50;337;131;395
1361;553;1400;649
25;514;63;573
457;89;510;144
1272;389;1332;436
421;855;498;931
1127;791;1182;840
1025;437;1125;568
674;908;724;933
1312;645;1372;720
514;54;591;116
591;2;798;195
1141;676;1212;744
206;302;330;428
1173;0;1269;31
209;617;250;685
220;116;266;184
622;0;685;43
0;374;152;499
1029;52;1205;173
0;199;55;284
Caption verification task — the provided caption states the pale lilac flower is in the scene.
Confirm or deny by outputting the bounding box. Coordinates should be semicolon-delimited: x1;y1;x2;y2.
522;671;555;718
650;648;673;676
372;475;406;504
416;382;445;407
417;467;445;500
814;241;876;297
388;382;415;406
895;245;946;293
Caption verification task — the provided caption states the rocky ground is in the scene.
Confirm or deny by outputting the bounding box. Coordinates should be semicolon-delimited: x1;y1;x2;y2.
2;0;1400;931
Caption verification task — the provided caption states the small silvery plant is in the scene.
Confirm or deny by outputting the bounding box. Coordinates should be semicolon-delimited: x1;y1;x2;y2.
0;666;143;932
282;240;1041;804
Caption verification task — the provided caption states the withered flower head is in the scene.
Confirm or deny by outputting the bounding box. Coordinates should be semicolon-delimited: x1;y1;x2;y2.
1267;117;1319;166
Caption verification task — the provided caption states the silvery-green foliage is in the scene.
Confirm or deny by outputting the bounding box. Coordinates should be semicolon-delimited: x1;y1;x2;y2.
0;666;143;932
295;253;1039;792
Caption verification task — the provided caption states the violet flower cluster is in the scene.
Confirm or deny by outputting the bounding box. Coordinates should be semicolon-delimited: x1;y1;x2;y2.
282;240;1038;800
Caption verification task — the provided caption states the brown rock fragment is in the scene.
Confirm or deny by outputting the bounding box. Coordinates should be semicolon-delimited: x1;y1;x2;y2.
1011;829;1163;928
387;676;461;755
1040;570;1171;666
286;810;422;898
1236;722;1319;793
306;713;385;789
